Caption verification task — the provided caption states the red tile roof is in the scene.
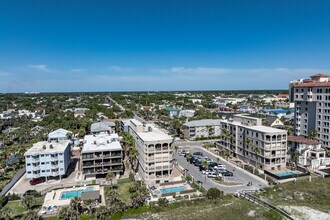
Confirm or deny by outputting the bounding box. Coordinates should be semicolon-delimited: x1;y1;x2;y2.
294;81;330;88
288;136;320;145
310;73;329;78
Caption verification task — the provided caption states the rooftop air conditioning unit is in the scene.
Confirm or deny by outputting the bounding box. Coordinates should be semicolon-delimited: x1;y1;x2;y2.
42;145;46;150
50;144;54;149
148;126;152;132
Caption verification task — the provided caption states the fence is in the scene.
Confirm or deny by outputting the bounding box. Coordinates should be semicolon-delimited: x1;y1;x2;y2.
239;190;294;220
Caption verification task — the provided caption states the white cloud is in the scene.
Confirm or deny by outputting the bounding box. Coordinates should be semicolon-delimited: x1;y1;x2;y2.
70;68;86;73
0;70;10;76
27;64;54;73
108;65;133;73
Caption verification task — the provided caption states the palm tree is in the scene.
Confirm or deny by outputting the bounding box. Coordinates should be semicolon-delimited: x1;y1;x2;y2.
185;153;192;162
129;147;139;172
201;160;209;182
309;129;318;139
174;146;179;155
58;206;74;220
83;199;94;217
106;172;115;188
95;206;110;220
70;196;82;217
252;147;260;174
21;195;35;210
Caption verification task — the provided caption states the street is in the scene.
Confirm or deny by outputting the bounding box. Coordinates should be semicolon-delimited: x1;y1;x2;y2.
174;146;268;194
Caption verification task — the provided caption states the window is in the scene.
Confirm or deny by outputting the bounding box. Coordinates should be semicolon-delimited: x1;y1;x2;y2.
41;155;44;157
27;171;31;174
41;162;45;165
46;162;50;164
27;163;31;166
60;160;63;163
46;170;50;172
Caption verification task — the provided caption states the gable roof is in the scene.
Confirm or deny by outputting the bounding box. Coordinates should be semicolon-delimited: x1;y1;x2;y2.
48;128;71;139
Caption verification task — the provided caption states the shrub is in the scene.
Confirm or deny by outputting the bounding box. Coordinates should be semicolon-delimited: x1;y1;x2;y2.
206;188;224;200
157;198;169;208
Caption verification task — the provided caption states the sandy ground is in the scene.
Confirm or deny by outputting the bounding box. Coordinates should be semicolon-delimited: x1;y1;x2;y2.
279;206;330;220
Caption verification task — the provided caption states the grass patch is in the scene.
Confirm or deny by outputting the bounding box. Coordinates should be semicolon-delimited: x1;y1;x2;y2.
3;196;44;218
105;179;134;205
117;197;278;220
258;177;330;213
214;179;242;186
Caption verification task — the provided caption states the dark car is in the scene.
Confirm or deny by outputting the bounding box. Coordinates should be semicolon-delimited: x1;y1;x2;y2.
29;177;46;185
194;159;202;167
209;162;218;168
223;171;233;177
193;152;203;156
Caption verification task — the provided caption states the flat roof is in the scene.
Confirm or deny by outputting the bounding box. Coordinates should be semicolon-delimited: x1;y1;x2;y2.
24;140;70;155
82;134;122;153
248;126;286;133
184;119;222;127
135;124;173;142
130;119;143;126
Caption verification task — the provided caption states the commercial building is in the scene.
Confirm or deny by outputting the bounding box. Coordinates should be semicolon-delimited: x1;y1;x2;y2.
81;133;123;178
183;119;222;140
24;140;71;180
128;119;174;185
291;73;330;148
216;115;287;171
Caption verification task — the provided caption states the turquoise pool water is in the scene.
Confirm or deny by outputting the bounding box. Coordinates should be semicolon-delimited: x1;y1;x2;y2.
276;172;295;177
60;187;94;200
160;186;185;194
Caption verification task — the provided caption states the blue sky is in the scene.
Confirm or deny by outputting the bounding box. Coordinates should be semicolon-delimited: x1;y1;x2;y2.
0;0;330;92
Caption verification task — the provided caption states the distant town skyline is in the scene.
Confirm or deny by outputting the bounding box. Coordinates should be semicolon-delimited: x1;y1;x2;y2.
1;0;330;92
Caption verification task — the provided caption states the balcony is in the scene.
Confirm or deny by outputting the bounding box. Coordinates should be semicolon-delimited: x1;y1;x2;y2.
50;157;58;161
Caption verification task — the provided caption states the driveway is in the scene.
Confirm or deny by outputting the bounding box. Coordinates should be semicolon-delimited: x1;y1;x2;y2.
174;146;268;194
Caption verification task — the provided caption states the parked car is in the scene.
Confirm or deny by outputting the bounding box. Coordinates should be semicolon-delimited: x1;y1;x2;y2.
209;162;218;168
178;150;187;156
223;171;233;177
217;164;226;170
207;172;221;178
29;177;46;185
194;159;203;167
202;169;214;175
193;152;203;156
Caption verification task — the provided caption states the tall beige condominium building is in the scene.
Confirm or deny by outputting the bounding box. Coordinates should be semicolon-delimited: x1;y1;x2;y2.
290;73;330;148
216;115;287;171
129;119;174;185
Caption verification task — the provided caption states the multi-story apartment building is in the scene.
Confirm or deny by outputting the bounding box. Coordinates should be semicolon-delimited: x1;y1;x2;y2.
81;133;123;178
216;115;287;171
183;119;222;140
128;119;173;185
291;73;330;148
24;140;71;180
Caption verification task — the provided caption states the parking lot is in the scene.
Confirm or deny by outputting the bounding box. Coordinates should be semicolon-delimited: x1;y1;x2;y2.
174;146;268;194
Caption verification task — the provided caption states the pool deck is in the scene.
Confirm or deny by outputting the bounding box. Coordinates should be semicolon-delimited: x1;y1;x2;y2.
42;185;101;208
152;182;194;197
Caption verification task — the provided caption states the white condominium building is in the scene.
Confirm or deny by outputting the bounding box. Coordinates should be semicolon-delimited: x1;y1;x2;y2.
216;115;287;171
129;119;173;185
24;140;71;180
291;73;330;148
183;119;222;140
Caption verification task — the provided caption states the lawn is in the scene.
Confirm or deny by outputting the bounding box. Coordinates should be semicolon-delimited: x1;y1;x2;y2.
116;196;283;220
4;196;44;219
105;178;133;205
214;179;242;186
258;177;330;213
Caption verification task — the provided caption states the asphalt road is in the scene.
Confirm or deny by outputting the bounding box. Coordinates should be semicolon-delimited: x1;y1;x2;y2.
174;146;268;194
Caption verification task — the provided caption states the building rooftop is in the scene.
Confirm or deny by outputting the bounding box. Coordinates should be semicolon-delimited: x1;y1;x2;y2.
24;140;70;155
288;136;321;145
82;134;122;153
137;124;173;142
91;121;115;133
246;126;286;133
294;81;330;88
48;128;71;139
310;73;329;78
184;119;222;127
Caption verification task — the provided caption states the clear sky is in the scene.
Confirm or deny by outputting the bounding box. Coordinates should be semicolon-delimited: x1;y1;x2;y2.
0;0;330;92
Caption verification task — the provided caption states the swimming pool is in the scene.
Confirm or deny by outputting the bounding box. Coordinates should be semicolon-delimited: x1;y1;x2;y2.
160;186;186;194
275;172;295;177
60;187;95;200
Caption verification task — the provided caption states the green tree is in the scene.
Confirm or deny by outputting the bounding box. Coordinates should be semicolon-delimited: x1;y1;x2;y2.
22;210;43;220
106;172;115;188
157;198;169;208
21;195;36;210
309;129;318;139
206;188;224;200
